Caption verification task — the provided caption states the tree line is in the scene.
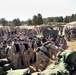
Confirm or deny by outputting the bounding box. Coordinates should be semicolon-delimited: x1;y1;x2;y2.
0;13;76;26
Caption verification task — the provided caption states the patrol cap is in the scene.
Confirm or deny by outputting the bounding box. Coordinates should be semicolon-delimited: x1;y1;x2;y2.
13;37;18;41
20;37;25;41
3;39;7;43
33;38;38;42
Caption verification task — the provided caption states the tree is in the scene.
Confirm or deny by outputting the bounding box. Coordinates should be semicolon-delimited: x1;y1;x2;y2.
8;21;12;26
63;16;70;23
71;14;75;21
37;13;43;25
74;14;76;21
0;18;8;26
43;17;53;24
50;17;53;22
32;15;37;25
53;17;58;22
59;16;63;22
21;21;27;25
27;18;32;25
12;18;21;26
43;18;48;24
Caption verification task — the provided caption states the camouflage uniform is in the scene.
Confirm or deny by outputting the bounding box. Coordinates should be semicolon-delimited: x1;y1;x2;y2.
60;36;67;50
49;44;64;59
11;38;22;69
36;44;50;71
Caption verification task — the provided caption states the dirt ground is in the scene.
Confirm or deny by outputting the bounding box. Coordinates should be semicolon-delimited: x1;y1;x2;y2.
66;39;76;50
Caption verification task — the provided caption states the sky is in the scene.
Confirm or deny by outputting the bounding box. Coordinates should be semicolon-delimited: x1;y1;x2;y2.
0;0;76;21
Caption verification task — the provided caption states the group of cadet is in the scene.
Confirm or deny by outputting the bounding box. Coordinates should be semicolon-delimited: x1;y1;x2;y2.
0;27;39;69
0;26;68;71
64;27;76;41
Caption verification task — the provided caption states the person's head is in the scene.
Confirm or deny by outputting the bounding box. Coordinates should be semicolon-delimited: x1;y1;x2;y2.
3;40;7;44
13;37;18;42
42;38;47;43
20;38;25;44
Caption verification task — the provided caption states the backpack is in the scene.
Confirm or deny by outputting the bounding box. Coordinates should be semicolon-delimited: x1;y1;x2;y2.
14;44;20;52
23;43;28;50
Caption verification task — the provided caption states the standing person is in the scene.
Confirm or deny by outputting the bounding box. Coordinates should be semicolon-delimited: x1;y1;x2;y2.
60;35;67;50
60;29;63;35
67;31;71;41
70;29;73;40
19;38;27;68
36;41;51;71
55;35;61;47
0;40;7;58
11;37;22;69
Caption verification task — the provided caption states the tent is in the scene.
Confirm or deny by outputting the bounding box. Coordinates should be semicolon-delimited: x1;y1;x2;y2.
66;21;76;28
42;28;58;40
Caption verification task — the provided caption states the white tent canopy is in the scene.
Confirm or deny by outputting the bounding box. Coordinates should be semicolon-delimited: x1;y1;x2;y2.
66;21;76;28
67;21;76;25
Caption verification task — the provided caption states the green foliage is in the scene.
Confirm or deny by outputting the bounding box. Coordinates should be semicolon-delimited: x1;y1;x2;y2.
43;16;63;24
21;21;27;25
29;13;43;25
0;18;8;26
0;13;76;26
8;21;12;26
63;14;76;23
32;15;37;25
43;17;53;24
27;18;32;25
63;16;70;23
12;18;21;26
37;13;43;25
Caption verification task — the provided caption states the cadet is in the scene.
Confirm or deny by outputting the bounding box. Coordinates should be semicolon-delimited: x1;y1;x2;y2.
11;37;22;69
36;41;51;71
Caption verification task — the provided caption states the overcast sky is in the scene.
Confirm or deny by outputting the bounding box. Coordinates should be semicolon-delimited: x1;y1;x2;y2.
0;0;76;21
